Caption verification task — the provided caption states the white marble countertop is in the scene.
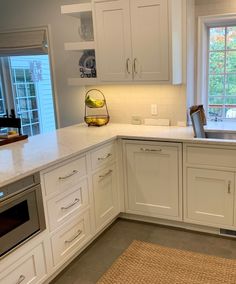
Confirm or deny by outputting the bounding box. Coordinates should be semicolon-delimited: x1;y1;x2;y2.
1;122;236;187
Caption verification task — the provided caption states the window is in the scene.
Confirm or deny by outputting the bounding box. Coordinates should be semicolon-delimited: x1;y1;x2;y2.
0;77;6;116
208;26;236;119
197;15;236;121
0;29;56;136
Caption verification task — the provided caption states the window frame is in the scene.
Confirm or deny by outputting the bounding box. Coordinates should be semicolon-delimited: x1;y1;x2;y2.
0;26;59;135
197;14;236;121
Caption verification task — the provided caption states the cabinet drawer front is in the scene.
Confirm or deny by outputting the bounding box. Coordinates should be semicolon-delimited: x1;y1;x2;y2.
91;142;116;170
43;156;87;196
0;243;46;284
186;145;236;168
47;179;89;231
186;168;234;227
51;211;91;265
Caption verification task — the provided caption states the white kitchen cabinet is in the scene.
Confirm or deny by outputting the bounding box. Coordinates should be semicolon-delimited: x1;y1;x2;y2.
91;139;116;170
0;243;47;284
93;0;132;81
46;178;89;231
124;141;182;220
184;144;236;229
93;163;119;230
51;211;91;266
186;168;234;227
43;155;87;197
93;0;182;83
130;0;169;81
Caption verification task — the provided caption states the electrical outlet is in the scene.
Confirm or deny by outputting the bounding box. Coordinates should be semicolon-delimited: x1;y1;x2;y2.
151;104;158;115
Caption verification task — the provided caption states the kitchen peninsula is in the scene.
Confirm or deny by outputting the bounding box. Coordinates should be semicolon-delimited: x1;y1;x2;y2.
1;123;236;284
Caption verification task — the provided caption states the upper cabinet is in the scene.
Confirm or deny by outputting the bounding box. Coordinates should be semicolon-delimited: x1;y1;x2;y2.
61;0;183;85
93;0;132;82
93;0;183;84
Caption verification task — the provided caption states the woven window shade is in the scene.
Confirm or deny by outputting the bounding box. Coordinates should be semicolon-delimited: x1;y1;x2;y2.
0;30;48;56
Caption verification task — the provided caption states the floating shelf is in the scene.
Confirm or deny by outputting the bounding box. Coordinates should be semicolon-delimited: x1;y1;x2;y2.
68;78;98;86
64;41;95;51
61;3;92;17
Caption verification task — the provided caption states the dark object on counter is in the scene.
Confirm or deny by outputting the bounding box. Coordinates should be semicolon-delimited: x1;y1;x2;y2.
189;105;206;125
0;116;28;146
0;135;28;146
191;110;206;138
0;117;22;135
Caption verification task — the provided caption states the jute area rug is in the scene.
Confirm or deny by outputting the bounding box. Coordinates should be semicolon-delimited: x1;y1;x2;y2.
97;240;236;284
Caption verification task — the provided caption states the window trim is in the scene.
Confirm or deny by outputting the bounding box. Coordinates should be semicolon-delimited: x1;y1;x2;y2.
197;13;236;120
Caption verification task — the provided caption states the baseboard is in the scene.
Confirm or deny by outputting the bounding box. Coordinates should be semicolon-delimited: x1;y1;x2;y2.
119;213;220;236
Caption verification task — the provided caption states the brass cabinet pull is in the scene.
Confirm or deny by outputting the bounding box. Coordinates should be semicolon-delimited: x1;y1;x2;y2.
61;197;80;210
140;147;162;152
126;58;131;74
98;153;112;161
99;169;113;179
65;230;82;244
58;170;79;180
228;181;231;194
16;275;26;284
134;58;138;74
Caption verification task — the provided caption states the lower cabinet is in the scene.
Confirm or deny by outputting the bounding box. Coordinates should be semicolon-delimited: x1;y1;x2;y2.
186;168;235;227
124;140;182;220
93;163;119;230
0;243;47;284
51;210;91;266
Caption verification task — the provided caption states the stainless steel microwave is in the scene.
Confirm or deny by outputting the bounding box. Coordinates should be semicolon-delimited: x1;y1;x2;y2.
0;173;46;258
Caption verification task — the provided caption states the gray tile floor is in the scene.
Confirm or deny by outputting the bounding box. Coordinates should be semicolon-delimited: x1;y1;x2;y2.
50;218;236;284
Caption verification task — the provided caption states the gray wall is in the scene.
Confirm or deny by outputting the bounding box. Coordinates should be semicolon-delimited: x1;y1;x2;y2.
0;0;86;128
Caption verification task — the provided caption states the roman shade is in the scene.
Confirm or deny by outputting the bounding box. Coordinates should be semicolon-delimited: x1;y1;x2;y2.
0;29;48;56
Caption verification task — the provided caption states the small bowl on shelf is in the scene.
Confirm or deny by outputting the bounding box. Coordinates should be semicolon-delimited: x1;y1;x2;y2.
84;115;109;127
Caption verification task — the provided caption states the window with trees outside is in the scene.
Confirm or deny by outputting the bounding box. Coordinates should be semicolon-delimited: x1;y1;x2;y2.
208;25;236;120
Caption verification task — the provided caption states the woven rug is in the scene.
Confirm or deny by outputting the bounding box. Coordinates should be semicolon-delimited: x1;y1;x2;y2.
97;240;236;284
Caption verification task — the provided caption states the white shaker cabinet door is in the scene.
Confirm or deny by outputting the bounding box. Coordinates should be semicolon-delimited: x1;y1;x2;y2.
93;164;119;231
186;168;234;227
94;0;132;81
130;0;169;81
125;143;180;219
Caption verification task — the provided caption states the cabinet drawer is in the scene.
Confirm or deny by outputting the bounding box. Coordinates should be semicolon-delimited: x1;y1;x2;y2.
51;211;91;265
0;243;46;284
186;145;236;168
43;155;87;196
91;142;116;170
47;179;89;231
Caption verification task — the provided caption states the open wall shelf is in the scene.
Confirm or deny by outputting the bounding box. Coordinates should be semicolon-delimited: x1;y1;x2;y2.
64;41;95;51
61;3;92;17
61;1;98;86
